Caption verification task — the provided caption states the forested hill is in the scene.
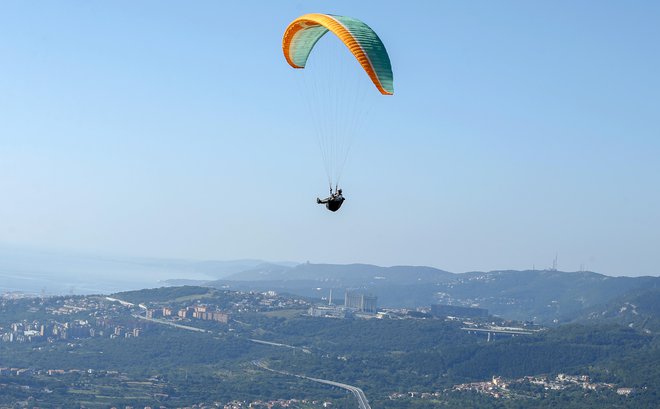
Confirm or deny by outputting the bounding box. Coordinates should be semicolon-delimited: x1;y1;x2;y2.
443;270;660;322
204;264;660;324
222;262;456;285
573;287;660;333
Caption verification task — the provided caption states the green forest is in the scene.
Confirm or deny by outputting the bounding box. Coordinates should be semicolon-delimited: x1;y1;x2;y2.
1;288;658;408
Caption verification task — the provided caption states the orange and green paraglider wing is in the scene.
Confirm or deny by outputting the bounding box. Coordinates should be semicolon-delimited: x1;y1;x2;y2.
283;13;394;95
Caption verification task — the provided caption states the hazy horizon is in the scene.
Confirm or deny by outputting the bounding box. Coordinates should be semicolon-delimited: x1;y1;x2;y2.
2;1;659;276
1;242;656;283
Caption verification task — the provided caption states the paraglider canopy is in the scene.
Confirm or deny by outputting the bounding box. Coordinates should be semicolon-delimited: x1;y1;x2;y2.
283;13;394;95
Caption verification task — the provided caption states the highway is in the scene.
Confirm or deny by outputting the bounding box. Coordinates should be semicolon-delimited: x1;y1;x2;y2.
461;327;535;336
104;296;135;308
134;315;210;333
114;296;364;406
248;338;311;354
106;296;210;333
253;360;371;409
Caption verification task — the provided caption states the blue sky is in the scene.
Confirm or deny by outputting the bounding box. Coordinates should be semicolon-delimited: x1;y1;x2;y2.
1;1;659;276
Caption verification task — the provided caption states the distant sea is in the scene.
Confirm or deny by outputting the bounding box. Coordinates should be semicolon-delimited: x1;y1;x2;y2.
0;269;173;295
0;245;215;296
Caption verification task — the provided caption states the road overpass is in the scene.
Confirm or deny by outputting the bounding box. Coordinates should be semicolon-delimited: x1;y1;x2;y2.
461;326;540;341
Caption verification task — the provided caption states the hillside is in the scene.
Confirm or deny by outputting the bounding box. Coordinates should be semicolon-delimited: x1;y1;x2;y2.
208;264;660;324
2;284;651;408
573;287;660;333
437;270;660;322
222;262;456;285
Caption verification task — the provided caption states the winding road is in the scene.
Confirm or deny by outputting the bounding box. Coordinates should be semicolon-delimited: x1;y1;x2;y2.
133;314;211;333
253;360;371;409
248;338;311;354
110;297;368;407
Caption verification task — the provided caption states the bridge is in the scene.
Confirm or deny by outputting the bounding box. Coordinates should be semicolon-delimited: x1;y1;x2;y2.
461;326;539;341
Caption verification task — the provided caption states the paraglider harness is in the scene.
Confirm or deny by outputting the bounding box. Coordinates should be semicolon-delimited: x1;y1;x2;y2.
317;186;345;212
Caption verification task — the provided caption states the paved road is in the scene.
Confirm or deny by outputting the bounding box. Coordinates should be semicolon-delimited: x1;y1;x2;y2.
117;297;363;406
106;295;209;333
104;296;135;308
461;327;534;335
134;315;210;333
253;360;371;409
249;338;311;354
